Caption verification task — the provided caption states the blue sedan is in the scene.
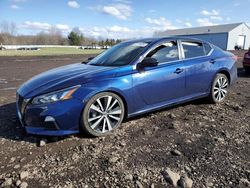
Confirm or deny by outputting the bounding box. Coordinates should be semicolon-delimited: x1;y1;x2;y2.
16;37;238;136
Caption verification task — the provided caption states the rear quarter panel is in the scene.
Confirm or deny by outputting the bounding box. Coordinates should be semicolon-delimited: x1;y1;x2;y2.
210;46;237;86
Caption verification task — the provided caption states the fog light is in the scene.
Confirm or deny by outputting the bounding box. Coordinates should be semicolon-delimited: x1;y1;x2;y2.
44;116;55;122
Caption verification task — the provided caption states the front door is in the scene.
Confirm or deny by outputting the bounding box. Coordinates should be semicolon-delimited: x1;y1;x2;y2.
132;40;186;111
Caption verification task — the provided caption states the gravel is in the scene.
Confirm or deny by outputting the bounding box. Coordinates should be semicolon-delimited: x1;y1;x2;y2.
0;52;249;187
20;171;29;180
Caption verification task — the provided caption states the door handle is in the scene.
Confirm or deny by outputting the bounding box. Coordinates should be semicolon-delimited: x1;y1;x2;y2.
174;68;184;74
209;59;216;64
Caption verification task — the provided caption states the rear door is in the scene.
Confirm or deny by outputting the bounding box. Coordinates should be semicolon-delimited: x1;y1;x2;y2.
180;40;215;96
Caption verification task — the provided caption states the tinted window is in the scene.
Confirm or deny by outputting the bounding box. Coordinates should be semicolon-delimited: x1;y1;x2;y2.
88;41;150;66
146;41;179;63
182;41;205;59
203;42;212;55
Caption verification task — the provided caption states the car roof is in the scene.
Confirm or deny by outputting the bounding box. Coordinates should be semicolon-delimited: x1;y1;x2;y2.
125;36;209;44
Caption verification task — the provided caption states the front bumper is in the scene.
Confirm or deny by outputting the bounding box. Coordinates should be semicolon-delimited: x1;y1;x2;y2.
16;93;84;136
243;58;250;67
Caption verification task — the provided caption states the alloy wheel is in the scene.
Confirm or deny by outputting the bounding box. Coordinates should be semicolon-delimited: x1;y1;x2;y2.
87;95;123;134
213;76;228;102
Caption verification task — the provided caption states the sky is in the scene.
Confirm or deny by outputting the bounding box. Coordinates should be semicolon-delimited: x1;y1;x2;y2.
0;0;250;39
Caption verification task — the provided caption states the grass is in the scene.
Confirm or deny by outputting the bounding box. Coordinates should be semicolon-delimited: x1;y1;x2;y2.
0;47;104;56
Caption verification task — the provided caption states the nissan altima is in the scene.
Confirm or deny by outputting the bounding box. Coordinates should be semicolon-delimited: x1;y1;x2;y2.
16;37;238;137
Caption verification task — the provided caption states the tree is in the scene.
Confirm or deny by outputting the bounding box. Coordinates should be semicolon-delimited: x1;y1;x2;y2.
116;39;122;44
68;31;81;45
105;39;110;46
0;21;105;46
48;26;66;45
99;40;105;47
0;21;17;35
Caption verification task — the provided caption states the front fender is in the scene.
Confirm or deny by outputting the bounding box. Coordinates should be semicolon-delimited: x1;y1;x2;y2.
74;76;134;115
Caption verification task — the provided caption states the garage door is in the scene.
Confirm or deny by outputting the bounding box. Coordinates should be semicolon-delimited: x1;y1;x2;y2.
237;35;246;49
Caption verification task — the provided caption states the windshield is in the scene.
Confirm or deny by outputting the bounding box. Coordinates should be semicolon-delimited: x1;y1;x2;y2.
88;41;150;66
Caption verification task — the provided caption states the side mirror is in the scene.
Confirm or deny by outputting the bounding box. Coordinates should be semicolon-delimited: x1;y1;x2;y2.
139;57;158;68
81;57;95;64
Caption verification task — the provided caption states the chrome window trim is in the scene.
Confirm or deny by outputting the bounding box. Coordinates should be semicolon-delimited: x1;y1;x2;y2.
132;39;214;70
133;39;182;69
180;40;214;61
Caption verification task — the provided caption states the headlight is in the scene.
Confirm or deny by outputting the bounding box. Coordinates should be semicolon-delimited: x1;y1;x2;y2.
31;86;80;105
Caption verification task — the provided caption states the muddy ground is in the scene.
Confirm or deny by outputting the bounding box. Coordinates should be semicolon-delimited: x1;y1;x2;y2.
0;52;249;188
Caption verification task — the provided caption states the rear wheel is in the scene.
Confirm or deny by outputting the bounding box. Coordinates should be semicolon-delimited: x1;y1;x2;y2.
81;92;125;137
208;73;229;104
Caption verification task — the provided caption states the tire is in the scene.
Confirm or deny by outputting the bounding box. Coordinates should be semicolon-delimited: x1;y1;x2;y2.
245;67;250;75
208;73;229;104
81;92;125;137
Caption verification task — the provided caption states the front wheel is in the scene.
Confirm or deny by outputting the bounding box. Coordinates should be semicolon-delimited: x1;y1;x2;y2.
81;92;125;137
208;73;229;104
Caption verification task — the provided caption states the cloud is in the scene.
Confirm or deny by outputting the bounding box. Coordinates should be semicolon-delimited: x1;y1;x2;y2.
148;9;156;13
79;26;132;38
196;18;216;26
92;3;132;20
19;21;148;39
198;9;224;26
79;25;160;39
175;19;192;28
112;0;131;4
145;17;178;30
201;9;219;16
20;21;51;30
233;3;240;6
108;25;131;32
210;16;223;21
19;21;144;39
176;19;182;24
67;1;80;9
185;22;192;27
55;24;70;32
10;4;20;9
11;0;26;2
18;20;177;39
19;21;70;33
18;16;199;39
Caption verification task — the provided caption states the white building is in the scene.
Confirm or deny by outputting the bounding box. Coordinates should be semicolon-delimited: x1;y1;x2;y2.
155;23;250;50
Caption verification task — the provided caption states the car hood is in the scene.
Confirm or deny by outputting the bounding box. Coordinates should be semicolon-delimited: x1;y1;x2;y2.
18;63;118;98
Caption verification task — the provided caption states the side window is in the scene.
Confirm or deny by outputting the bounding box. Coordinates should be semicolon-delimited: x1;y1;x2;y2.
182;41;205;59
146;41;179;63
203;42;212;55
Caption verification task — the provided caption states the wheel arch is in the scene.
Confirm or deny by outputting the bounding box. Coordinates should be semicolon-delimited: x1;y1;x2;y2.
208;68;231;93
104;89;128;118
207;68;231;104
82;88;129;118
217;69;231;85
